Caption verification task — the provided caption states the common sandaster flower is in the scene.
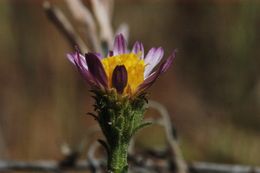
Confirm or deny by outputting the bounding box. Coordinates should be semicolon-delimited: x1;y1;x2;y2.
67;34;175;96
67;34;176;173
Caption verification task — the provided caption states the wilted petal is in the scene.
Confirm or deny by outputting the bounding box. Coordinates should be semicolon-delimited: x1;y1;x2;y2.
85;53;108;87
113;34;127;55
112;65;128;94
138;52;175;92
144;47;164;78
132;41;144;59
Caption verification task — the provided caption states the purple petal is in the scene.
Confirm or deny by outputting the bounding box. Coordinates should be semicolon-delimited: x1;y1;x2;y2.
73;59;98;87
94;52;103;60
112;65;128;94
67;52;88;70
137;51;175;93
67;53;76;65
85;53;108;88
137;70;160;93
132;41;144;59
144;47;164;78
161;50;176;73
113;34;127;55
67;52;98;87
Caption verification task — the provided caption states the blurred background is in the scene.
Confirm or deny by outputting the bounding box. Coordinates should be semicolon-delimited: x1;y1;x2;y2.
0;0;260;166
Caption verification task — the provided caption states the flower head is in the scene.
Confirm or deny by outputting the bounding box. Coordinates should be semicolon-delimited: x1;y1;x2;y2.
67;34;175;96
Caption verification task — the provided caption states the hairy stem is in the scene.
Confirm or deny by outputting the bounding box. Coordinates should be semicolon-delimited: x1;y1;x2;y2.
108;143;128;173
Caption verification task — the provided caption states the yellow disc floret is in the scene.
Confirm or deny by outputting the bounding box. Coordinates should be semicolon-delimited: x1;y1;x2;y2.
101;53;145;94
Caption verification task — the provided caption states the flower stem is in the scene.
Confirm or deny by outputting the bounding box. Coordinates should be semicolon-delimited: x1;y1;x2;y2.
108;143;128;173
93;90;148;173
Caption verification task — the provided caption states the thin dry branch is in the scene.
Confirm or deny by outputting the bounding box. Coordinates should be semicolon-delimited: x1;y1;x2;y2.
189;162;260;173
149;100;188;173
0;160;259;173
0;160;91;172
43;1;88;52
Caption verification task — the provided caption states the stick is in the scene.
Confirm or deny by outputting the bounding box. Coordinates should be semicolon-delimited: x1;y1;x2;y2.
149;100;188;173
0;160;259;173
43;1;88;52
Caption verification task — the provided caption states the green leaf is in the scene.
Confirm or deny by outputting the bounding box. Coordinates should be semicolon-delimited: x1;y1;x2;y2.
132;122;152;137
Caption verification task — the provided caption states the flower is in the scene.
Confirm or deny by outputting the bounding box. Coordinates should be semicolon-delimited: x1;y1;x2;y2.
67;34;175;96
66;34;176;173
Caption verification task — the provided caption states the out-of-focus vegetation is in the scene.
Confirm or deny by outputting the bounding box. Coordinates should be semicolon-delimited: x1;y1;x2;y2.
0;0;260;166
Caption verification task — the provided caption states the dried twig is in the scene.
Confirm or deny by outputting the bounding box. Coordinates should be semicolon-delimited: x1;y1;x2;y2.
0;160;259;173
0;160;93;172
43;1;89;52
189;162;260;173
87;142;104;173
149;100;188;173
